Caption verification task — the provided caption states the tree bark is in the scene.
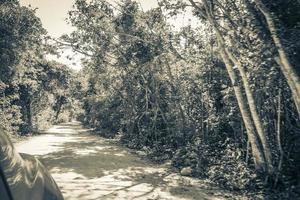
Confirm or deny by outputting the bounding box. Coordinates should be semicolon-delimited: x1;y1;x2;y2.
254;0;300;117
275;83;283;186
164;58;187;127
204;0;273;173
26;98;32;131
224;48;274;173
219;44;267;172
188;0;269;172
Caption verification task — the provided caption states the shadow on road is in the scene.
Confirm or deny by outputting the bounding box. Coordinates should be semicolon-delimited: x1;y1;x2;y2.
16;122;230;200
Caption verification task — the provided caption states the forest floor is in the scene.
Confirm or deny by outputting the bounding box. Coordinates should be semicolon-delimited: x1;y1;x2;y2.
15;122;243;200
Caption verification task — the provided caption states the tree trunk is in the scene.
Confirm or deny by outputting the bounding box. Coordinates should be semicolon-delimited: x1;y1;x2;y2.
26;98;32;131
188;0;269;172
275;83;283;186
204;0;273;173
19;85;33;134
254;0;300;116
164;58;187;127
55;96;64;121
219;45;267;172
224;48;274;173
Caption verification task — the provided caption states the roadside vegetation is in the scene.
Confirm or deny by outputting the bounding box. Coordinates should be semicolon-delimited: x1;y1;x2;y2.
1;0;300;199
0;0;73;135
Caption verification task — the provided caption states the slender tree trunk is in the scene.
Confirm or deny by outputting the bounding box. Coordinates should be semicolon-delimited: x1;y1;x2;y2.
201;92;204;140
164;58;187;127
188;0;268;172
246;139;250;164
55;104;62;121
254;0;300;116
275;83;283;186
224;48;274;173
219;45;267;172
204;0;273;173
26;98;32;130
20;85;33;134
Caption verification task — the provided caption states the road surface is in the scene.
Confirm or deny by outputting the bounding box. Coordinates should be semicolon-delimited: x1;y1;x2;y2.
15;122;233;200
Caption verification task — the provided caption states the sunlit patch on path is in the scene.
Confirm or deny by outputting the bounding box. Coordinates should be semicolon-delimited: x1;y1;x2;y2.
16;122;230;200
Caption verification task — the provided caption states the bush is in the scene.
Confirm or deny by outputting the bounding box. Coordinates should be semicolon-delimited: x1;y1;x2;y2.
207;146;257;190
172;137;257;190
172;138;211;178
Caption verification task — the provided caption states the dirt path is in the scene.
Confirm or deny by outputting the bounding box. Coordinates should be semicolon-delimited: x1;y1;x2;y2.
15;122;232;200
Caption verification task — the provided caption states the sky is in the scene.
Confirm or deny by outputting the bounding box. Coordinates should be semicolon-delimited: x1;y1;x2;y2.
19;0;195;71
19;0;158;37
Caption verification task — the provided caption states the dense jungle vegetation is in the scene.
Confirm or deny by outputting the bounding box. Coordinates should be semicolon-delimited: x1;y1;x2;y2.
0;0;74;134
1;0;300;198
